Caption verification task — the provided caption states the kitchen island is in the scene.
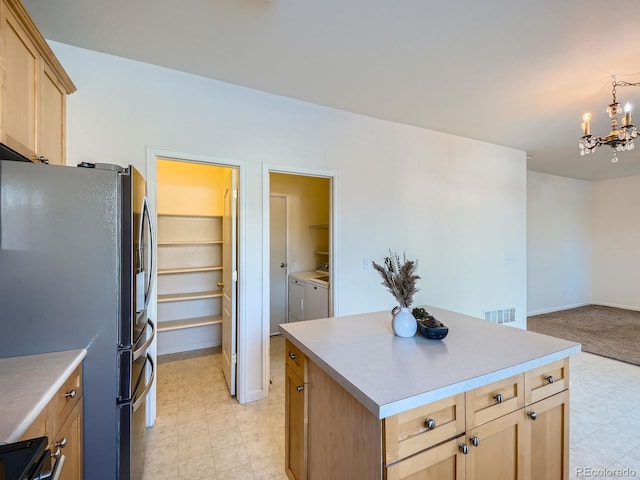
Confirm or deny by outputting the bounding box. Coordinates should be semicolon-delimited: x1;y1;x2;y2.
279;306;580;480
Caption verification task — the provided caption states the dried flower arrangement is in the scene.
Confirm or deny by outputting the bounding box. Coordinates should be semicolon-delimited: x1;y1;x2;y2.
371;250;420;308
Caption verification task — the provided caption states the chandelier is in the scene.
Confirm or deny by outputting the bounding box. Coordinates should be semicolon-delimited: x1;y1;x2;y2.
579;79;640;163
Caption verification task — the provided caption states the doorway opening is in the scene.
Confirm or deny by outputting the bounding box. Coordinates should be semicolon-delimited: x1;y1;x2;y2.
154;157;239;395
268;172;333;339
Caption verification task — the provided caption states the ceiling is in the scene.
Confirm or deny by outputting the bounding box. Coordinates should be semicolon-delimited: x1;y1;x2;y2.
22;0;640;181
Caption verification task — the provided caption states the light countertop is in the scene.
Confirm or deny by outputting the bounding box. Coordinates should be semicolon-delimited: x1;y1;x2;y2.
0;349;86;443
289;270;326;282
279;306;580;419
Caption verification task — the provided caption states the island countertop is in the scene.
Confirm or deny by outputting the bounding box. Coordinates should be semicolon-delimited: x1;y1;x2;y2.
0;349;86;443
279;306;580;419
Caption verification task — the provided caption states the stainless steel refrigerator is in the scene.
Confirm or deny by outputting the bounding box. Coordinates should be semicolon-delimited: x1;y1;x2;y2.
0;158;155;480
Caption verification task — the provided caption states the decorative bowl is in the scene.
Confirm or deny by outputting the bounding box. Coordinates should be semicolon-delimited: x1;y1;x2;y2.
417;317;449;340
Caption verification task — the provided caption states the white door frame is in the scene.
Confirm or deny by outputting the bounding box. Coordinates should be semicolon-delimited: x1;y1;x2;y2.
146;147;247;413
262;164;339;392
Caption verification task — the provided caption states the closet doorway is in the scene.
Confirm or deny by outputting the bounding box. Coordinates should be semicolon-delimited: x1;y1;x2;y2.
155;158;239;395
269;172;333;336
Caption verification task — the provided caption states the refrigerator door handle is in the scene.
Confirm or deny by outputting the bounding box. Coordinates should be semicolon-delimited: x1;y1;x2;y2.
140;196;155;309
133;318;155;361
132;353;155;412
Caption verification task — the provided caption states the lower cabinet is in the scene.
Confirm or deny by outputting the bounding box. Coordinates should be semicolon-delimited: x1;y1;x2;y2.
304;282;328;320
285;351;570;480
464;409;524;480
285;342;307;480
56;398;83;480
461;389;569;480
527;390;570;480
20;364;83;480
288;279;305;322
386;437;465;480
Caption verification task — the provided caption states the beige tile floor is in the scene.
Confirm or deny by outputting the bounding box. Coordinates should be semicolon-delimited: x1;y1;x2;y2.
142;336;287;480
143;336;640;479
569;352;640;479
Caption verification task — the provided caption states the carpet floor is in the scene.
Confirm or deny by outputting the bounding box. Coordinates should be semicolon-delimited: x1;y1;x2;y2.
527;305;640;366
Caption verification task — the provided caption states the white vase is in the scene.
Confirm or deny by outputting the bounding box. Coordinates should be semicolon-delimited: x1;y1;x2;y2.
392;307;417;337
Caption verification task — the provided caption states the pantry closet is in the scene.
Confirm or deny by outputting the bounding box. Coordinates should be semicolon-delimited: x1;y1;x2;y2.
156;159;234;356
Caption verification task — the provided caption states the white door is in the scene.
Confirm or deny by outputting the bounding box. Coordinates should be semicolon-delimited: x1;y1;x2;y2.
222;168;238;395
270;195;287;335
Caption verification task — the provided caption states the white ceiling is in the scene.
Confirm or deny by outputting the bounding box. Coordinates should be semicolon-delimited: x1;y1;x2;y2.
22;0;640;181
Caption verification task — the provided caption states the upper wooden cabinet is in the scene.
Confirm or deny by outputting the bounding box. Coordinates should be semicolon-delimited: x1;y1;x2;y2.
0;0;75;165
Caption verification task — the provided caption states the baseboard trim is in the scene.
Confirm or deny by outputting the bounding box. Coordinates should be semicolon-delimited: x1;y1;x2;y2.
527;302;591;317
591;302;640;312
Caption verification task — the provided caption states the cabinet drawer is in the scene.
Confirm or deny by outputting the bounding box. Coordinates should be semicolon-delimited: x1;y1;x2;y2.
525;359;568;405
384;393;465;464
466;374;524;428
285;340;306;381
385;436;465;480
53;365;82;433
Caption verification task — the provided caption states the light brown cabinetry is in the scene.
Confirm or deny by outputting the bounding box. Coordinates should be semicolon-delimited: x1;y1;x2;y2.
384;393;465;464
460;359;570;480
0;0;75;164
285;341;307;480
465;374;524;428
56;398;83;480
285;351;570;480
386;437;465;480
20;364;83;480
464;409;525;480
524;360;570;480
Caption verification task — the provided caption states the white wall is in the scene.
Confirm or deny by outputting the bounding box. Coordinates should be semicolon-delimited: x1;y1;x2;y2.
52;42;527;402
527;172;592;315
592;175;640;310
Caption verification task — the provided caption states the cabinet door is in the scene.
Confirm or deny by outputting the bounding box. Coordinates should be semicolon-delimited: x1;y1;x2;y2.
55;398;83;480
525;390;569;480
465;409;525;480
285;365;307;480
304;282;327;320
288;279;304;322
385;437;465;480
1;1;38;159
38;62;66;165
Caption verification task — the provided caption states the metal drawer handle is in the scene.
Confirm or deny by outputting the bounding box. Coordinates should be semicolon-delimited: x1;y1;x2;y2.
289;352;298;360
528;411;537;421
493;393;504;404
55;438;67;449
65;389;77;399
424;418;436;430
50;454;65;480
470;435;480;447
459;443;469;455
296;385;304;392
545;375;555;384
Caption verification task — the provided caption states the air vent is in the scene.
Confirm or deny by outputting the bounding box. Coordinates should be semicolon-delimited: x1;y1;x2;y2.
484;308;515;324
